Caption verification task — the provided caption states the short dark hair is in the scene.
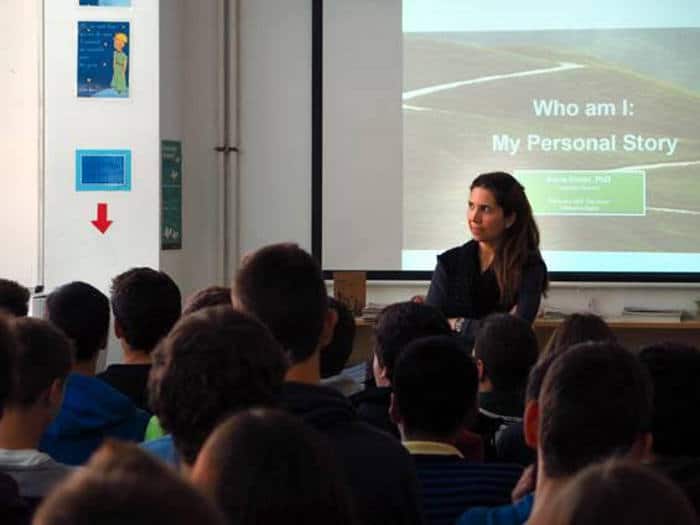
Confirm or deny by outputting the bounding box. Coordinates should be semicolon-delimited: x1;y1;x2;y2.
46;281;110;362
7;317;73;407
374;302;451;380
195;409;355;525
539;341;652;478
233;243;327;363
110;267;181;353
0;279;30;317
182;286;232;316
0;316;16;416
393;335;478;438
544;460;697;525
544;313;616;355
475;313;538;391
149;306;288;465
320;298;356;378
34;441;226;525
638;342;700;458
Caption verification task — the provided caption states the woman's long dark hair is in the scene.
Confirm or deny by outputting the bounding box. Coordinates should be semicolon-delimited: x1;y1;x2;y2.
471;172;548;305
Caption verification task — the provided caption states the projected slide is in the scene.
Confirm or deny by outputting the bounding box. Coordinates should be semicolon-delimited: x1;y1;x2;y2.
402;1;700;273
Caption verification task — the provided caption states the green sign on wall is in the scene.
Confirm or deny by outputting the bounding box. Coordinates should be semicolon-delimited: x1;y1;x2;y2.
161;140;182;250
514;170;646;216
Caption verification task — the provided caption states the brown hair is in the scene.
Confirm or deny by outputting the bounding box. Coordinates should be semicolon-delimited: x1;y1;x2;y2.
470;172;547;305
194;409;356;525
34;441;226;525
535;460;698;525
544;313;616;356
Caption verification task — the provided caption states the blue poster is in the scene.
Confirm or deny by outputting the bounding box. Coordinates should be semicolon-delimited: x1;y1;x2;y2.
76;150;132;191
79;1;131;6
77;21;130;98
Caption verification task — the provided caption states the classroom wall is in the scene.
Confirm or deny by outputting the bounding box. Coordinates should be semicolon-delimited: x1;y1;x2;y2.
1;0;41;288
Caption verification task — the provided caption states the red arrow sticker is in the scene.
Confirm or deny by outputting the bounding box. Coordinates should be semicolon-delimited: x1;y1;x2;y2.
91;203;113;234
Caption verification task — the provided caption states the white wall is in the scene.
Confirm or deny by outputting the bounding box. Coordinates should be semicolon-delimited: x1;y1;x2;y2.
44;0;161;291
0;0;41;288
159;0;226;299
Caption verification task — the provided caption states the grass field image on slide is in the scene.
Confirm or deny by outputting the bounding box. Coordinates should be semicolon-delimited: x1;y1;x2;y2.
403;29;700;254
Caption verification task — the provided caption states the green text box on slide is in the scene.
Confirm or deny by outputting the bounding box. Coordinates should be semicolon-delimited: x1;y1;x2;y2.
514;170;646;216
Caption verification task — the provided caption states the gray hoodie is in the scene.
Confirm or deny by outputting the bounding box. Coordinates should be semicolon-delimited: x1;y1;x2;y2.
0;449;73;499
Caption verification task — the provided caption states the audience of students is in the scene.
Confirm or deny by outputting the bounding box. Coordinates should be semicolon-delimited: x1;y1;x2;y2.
145;306;288;469
39;282;149;465
0;280;30;318
459;341;653;525
351;301;452;436
192;409;356;525
471;313;538;461
2;248;700;524
529;460;698;525
98;267;181;411
320;297;361;396
391;335;523;525
0;318;73;506
232;243;423;525
33;441;226;525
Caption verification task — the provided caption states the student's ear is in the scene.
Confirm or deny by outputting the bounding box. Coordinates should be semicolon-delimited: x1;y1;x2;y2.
630;432;654;461
46;377;65;414
114;318;124;340
523;399;540;449
476;359;485;381
389;392;402;426
318;306;338;349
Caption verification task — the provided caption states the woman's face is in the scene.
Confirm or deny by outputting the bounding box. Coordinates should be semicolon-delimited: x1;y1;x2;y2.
467;186;513;244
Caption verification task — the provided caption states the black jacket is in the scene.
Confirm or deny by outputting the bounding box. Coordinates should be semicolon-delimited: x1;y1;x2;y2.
282;382;423;525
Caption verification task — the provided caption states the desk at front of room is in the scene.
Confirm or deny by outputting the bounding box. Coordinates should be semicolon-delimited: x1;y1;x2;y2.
346;318;700;367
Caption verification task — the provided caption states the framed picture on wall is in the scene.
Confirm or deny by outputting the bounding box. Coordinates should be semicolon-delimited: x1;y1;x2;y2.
79;1;132;6
77;21;130;98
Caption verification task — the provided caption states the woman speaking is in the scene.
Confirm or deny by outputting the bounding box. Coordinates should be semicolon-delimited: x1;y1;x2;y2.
426;172;548;340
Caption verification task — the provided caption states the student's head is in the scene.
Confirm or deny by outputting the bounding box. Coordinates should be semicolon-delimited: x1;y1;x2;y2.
530;460;698;525
34;441;226;525
192;409;356;525
0;317;16;418
0;279;30;317
5;317;73;418
46;281;110;364
639;342;700;458
148;306;288;466
469;172;546;304
320;298;356;378
544;313;615;355
110;267;181;353
528;341;653;479
391;335;478;441
474;313;538;392
373;301;451;387
232;243;333;365
182;286;232;316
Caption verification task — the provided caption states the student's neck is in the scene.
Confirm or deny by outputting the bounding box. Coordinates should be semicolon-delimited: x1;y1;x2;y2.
122;346;152;365
0;408;48;450
73;356;98;376
285;352;321;385
529;458;570;519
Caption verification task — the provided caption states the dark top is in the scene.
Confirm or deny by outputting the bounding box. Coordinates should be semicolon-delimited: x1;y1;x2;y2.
0;472;30;525
97;364;152;413
426;241;546;340
351;386;399;438
281;382;423;525
411;454;523;525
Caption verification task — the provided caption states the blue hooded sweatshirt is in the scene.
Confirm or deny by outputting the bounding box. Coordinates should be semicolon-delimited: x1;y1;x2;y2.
39;373;150;465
